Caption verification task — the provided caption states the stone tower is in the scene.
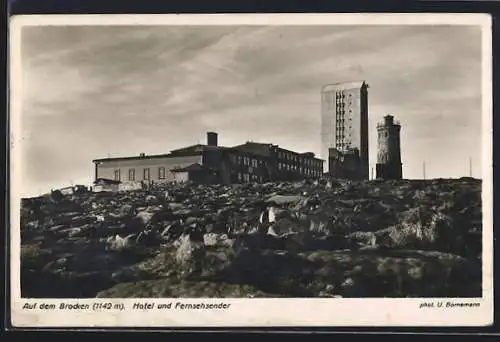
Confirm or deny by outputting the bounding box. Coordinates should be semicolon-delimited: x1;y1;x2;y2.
376;115;402;180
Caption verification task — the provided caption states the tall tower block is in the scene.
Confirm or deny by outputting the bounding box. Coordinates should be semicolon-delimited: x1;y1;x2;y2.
321;81;369;179
376;115;402;180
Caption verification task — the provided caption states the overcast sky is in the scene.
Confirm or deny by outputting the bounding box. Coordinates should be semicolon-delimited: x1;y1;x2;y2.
18;24;483;197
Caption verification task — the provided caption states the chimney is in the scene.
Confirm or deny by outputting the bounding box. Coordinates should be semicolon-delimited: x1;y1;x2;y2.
139;153;145;157
207;132;218;147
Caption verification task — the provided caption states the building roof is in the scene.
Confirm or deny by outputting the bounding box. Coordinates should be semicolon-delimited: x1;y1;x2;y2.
321;80;369;93
377;114;401;128
93;145;224;163
299;152;316;157
171;163;212;173
233;142;324;161
93;138;324;163
92;151;202;163
232;142;274;157
169;144;206;154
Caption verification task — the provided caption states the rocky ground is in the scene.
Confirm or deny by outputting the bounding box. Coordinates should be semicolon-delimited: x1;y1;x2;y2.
19;177;482;298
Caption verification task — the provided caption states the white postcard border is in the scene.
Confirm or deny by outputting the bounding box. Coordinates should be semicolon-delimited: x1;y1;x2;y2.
9;13;494;328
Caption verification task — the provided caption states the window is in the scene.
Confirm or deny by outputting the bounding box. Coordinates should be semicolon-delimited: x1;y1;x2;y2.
143;168;150;180
128;169;135;181
158;167;165;179
114;169;120;181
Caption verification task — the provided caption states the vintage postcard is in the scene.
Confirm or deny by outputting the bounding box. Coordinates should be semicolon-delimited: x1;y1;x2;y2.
9;13;493;328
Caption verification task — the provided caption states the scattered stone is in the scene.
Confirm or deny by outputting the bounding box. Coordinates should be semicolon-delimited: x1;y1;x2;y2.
20;178;482;298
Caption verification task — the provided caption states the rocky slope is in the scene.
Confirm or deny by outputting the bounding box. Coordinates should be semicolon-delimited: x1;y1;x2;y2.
19;178;482;298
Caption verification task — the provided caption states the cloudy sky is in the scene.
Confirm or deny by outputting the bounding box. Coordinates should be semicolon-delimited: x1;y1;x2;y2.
18;24;484;197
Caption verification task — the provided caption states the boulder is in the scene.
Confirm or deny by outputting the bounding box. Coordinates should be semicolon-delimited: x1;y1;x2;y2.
203;233;233;247
266;195;303;206
118;204;136;218
19;178;483;298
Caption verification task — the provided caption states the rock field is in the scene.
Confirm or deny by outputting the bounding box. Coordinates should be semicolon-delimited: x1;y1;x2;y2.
19;177;482;298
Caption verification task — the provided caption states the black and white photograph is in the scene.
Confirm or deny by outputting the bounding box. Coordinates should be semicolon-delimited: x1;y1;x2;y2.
10;13;493;327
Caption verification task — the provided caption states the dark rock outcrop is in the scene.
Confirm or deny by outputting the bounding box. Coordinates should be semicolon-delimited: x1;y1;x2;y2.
20;178;482;298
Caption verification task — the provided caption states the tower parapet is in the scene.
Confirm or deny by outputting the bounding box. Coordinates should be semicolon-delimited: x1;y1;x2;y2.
376;114;402;180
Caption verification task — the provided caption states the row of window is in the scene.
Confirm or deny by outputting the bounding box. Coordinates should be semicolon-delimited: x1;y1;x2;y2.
336;91;353;99
336;100;353;106
114;167;167;181
230;152;322;170
324;92;353;108
336;100;353;105
336;109;353;116
336;124;352;131
278;163;322;176
237;173;262;183
111;160;324;182
278;152;321;168
231;155;261;168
